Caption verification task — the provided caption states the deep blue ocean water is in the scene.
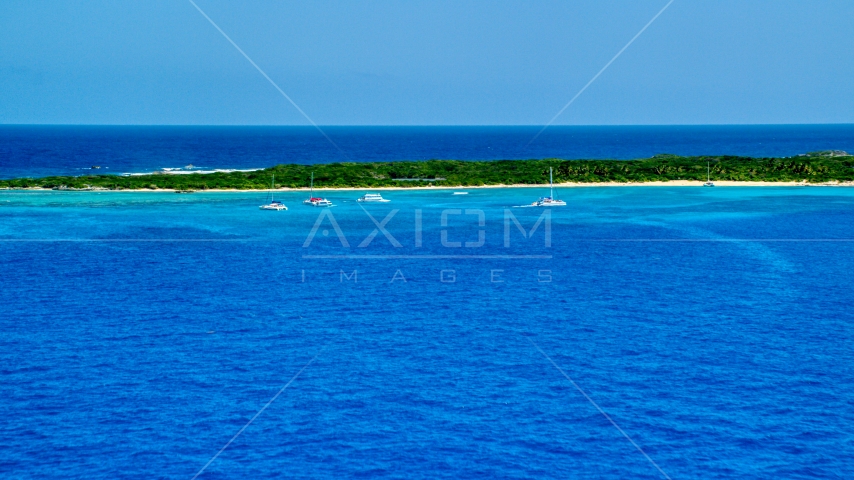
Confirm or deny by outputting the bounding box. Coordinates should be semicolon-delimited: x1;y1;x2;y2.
2;184;854;479
3;125;854;179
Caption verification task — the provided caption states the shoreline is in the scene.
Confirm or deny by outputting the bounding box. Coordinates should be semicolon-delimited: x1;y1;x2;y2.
5;156;854;191
3;180;853;192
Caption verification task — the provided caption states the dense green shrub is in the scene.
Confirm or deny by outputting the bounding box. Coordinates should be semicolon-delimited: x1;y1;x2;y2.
2;155;853;190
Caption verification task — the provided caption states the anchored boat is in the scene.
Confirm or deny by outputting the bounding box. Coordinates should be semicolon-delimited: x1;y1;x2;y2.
357;193;390;203
303;172;333;207
703;162;715;187
260;175;288;210
531;167;566;206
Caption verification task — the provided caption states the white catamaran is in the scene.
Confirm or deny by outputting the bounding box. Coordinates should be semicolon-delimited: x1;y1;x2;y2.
303;172;333;207
259;175;287;210
703;162;715;187
532;167;566;206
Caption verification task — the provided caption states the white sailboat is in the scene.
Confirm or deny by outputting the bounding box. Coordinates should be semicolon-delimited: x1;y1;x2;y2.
532;167;566;206
303;172;333;207
703;162;715;187
259;175;287;210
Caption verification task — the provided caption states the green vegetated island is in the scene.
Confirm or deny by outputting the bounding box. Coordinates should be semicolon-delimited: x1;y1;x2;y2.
2;152;853;190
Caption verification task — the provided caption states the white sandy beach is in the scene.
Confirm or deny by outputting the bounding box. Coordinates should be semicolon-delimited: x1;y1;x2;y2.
6;179;854;192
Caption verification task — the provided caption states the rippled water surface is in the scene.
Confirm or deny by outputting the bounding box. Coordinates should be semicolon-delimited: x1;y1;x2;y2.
1;186;853;478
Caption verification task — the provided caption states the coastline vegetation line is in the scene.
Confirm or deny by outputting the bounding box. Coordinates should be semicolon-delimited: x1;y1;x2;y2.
2;154;853;191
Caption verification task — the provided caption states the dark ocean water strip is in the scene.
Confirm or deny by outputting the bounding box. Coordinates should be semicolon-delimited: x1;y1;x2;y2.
2;124;854;179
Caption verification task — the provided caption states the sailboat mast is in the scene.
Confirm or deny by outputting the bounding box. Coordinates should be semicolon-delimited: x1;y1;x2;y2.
550;167;554;199
271;175;275;202
707;162;710;182
310;172;314;197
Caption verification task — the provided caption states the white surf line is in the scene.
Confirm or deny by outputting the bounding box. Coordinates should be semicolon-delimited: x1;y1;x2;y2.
187;0;349;159
191;348;325;480
528;0;676;145
524;335;672;480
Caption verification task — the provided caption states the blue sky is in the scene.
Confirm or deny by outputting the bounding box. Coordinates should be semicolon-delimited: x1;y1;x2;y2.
1;0;852;125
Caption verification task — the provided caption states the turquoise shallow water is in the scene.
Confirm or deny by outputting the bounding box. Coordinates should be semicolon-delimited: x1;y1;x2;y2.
1;186;853;479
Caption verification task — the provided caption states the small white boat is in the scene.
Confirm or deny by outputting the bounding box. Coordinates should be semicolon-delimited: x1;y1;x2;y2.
357;193;390;203
453;191;468;195
260;175;288;210
261;200;288;210
703;162;715;187
303;172;333;207
531;167;566;206
304;197;332;207
534;197;566;206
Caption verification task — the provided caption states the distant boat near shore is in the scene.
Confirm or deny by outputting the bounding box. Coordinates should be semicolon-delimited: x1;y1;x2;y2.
704;162;715;187
530;167;566;206
303;172;333;207
357;193;390;203
260;175;287;210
